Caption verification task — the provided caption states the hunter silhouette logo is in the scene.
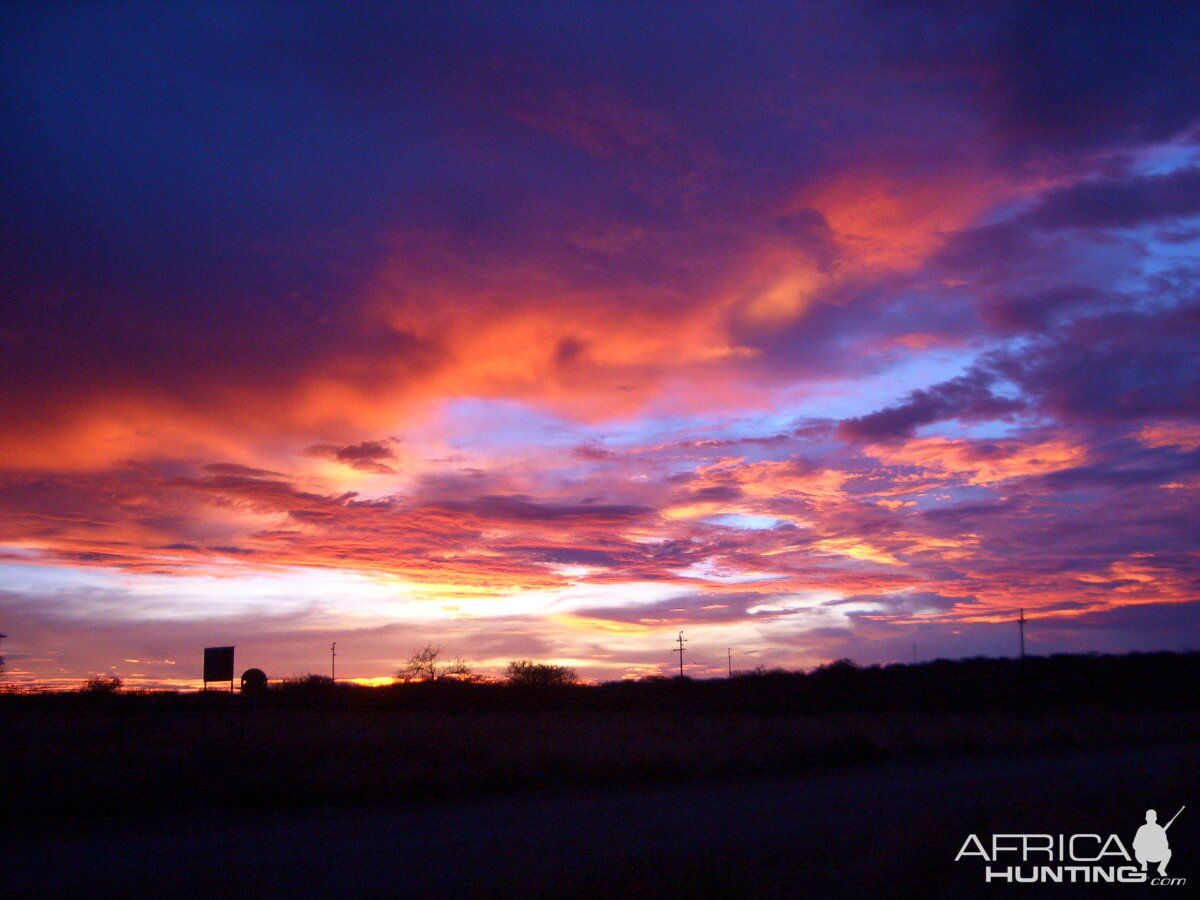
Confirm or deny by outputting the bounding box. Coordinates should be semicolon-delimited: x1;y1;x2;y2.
1134;807;1184;877
954;804;1186;885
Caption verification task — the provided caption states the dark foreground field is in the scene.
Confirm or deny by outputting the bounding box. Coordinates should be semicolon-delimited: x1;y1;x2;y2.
6;703;1200;823
2;740;1197;898
2;654;1198;896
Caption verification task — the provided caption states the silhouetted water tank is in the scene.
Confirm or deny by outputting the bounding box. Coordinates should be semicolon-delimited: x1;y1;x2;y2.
241;668;268;695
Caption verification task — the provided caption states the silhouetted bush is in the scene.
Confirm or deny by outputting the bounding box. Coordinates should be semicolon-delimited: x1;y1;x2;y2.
81;675;122;694
395;644;472;682
506;660;579;687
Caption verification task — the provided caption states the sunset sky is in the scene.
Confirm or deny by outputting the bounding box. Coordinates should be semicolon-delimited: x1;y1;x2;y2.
2;2;1198;687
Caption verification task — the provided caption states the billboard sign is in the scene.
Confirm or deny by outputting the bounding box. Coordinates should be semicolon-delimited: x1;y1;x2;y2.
203;646;235;684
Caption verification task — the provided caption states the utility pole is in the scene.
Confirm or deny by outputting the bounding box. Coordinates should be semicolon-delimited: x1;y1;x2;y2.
331;642;337;682
727;647;732;678
673;631;687;678
1018;609;1025;660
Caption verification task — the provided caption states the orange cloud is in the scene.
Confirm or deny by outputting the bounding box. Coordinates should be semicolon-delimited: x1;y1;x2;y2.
813;537;904;566
793;161;1042;274
1136;422;1200;452
866;436;1087;484
692;457;851;504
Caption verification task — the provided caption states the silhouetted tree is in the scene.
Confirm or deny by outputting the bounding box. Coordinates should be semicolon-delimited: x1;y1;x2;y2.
82;674;122;694
396;644;472;682
506;659;578;687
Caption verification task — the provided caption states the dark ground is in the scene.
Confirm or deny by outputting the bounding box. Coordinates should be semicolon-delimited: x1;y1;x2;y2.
5;655;1199;897
3;740;1196;899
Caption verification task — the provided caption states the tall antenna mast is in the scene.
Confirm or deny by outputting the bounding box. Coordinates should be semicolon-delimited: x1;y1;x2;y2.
727;647;732;678
331;642;337;682
1018;609;1025;660
673;631;687;678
